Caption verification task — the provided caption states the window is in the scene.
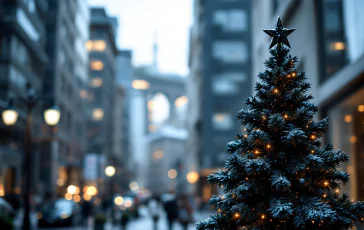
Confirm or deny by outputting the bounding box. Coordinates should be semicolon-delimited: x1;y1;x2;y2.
175;96;188;108
90;77;103;87
212;113;233;130
85;40;107;51
212;72;247;95
213;41;247;63
214;10;247;32
92;108;104;121
16;8;40;42
90;60;104;70
10;67;26;87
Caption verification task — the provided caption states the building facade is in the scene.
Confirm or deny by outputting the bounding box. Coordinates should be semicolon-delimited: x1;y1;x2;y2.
0;0;48;197
86;7;118;194
146;126;187;194
115;50;133;191
252;0;364;211
130;66;187;188
188;0;252;202
42;0;89;197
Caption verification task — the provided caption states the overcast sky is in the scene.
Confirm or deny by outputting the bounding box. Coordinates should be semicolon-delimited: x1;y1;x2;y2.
88;0;193;76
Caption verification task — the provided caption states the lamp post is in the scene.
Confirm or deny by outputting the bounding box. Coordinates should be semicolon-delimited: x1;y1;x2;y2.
1;83;61;230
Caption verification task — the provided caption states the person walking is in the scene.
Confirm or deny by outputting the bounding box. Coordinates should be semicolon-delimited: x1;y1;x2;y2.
148;195;163;230
81;200;93;227
178;194;193;230
163;192;179;230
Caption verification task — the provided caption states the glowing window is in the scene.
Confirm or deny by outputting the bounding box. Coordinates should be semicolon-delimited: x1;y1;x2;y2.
90;60;103;70
91;78;103;87
93;40;106;51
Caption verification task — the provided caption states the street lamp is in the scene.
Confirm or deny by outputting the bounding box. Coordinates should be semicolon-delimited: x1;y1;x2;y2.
105;166;116;177
1;83;60;230
105;166;115;202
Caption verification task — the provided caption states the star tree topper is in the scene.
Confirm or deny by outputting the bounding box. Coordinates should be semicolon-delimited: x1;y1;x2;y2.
264;16;295;49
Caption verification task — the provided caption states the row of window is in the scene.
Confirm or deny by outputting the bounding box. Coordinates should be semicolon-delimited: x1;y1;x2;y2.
213;10;248;32
213;41;248;63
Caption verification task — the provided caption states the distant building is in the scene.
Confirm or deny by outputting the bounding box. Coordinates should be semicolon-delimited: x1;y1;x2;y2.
130;66;187;188
188;0;252;202
146;125;187;194
0;0;48;196
87;7;118;193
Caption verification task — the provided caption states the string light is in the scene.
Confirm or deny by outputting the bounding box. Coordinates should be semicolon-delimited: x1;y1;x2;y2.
262;115;266;120
244;134;248;138
324;181;329;186
245;177;249;181
291;72;296;77
284;114;288;119
273;89;279;93
311;150;315;154
235;213;240;218
312;220;315;224
261;214;265;219
335;189;339;193
255;150;259;154
266;144;271;149
323;194;327;198
310;135;316;140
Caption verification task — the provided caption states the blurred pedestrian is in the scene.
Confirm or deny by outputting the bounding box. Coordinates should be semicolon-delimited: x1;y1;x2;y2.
120;210;131;230
178;194;193;230
148;195;163;230
163;191;178;230
81;200;93;227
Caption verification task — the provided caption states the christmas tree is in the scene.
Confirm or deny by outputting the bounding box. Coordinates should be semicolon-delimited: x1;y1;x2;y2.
196;17;364;230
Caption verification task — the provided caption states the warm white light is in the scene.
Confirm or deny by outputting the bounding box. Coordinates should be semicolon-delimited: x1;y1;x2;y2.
168;169;178;179
129;182;139;191
91;78;103;87
92;108;104;121
358;105;364;112
124;199;132;208
65;193;72;200
350;136;357;144
83;193;91;201
175;96;188;108
330;42;345;51
344;115;352;123
57;178;64;186
44;106;61;125
73;195;81;202
186;171;199;184
114;196;124;205
105;166;116;177
153;150;164;160
2;109;18;126
90;60;104;70
67;185;76;195
132;80;150;90
86;186;97;196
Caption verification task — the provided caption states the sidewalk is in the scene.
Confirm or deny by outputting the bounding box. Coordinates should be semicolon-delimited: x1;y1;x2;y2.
103;207;213;230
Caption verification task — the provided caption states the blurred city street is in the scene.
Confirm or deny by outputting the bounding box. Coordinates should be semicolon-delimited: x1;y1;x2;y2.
34;206;206;230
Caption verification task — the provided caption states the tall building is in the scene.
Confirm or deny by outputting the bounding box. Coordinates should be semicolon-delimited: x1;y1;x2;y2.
42;0;89;197
188;0;252;202
252;0;364;209
116;50;133;191
86;7;118;194
0;0;48;196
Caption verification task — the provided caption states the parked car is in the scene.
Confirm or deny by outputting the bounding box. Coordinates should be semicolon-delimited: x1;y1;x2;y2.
37;199;82;228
